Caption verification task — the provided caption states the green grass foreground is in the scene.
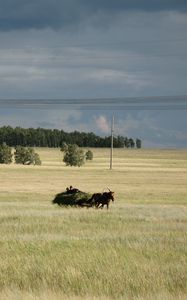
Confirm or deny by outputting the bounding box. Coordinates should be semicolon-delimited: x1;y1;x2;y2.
0;148;187;300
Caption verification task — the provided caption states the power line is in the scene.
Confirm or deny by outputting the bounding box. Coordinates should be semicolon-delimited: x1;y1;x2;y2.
0;53;187;62
0;37;187;51
0;95;187;110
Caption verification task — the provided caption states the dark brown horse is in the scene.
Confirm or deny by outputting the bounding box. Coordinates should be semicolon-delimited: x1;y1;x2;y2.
89;191;114;209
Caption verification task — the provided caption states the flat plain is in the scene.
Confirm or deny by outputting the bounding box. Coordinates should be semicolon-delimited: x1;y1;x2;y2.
0;148;187;300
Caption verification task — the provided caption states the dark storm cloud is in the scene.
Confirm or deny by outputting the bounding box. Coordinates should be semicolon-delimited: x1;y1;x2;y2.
0;0;187;31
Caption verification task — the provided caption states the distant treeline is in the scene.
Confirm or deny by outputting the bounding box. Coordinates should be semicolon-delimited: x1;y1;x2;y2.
0;126;142;148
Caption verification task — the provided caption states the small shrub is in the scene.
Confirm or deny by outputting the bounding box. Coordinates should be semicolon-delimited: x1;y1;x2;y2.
33;153;42;165
85;150;93;161
0;143;12;164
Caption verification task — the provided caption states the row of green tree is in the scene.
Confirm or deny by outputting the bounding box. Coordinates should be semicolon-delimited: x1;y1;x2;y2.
0;143;41;165
0;126;142;148
0;142;93;167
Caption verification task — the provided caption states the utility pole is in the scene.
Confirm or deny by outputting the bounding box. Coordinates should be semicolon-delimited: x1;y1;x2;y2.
110;114;114;170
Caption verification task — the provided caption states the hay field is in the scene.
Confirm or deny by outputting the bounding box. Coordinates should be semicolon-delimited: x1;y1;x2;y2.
0;148;187;300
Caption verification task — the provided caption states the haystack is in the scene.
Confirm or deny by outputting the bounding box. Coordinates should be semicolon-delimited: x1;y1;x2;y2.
52;190;92;207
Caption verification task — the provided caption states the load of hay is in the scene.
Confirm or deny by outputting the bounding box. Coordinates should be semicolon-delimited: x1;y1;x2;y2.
52;186;92;207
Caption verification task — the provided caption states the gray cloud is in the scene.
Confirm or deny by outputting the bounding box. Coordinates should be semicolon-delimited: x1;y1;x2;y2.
0;1;187;148
0;9;187;99
115;110;187;148
0;0;187;31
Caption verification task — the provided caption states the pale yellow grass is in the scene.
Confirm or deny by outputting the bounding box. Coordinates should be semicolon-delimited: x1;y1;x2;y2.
1;148;187;202
0;148;187;299
0;290;187;300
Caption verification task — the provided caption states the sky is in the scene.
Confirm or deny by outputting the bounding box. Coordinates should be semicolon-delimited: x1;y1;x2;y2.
0;0;187;148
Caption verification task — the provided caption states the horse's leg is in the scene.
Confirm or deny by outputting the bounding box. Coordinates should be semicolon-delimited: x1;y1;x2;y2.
95;202;100;209
100;204;104;209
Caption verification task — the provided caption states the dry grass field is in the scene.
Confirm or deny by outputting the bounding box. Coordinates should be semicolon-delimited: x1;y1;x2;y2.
0;148;187;300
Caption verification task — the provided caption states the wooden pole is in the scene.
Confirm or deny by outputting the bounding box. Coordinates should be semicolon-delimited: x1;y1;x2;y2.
110;115;114;170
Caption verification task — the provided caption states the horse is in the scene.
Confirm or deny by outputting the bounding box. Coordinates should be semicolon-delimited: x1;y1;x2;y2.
89;191;115;209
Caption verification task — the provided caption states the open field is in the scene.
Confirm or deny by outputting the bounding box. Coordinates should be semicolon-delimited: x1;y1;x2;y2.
0;148;187;300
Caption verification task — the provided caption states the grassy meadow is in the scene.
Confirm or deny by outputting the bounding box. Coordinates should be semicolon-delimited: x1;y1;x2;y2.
0;148;187;300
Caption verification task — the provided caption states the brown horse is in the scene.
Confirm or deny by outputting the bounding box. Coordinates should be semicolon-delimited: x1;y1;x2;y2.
89;191;114;209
